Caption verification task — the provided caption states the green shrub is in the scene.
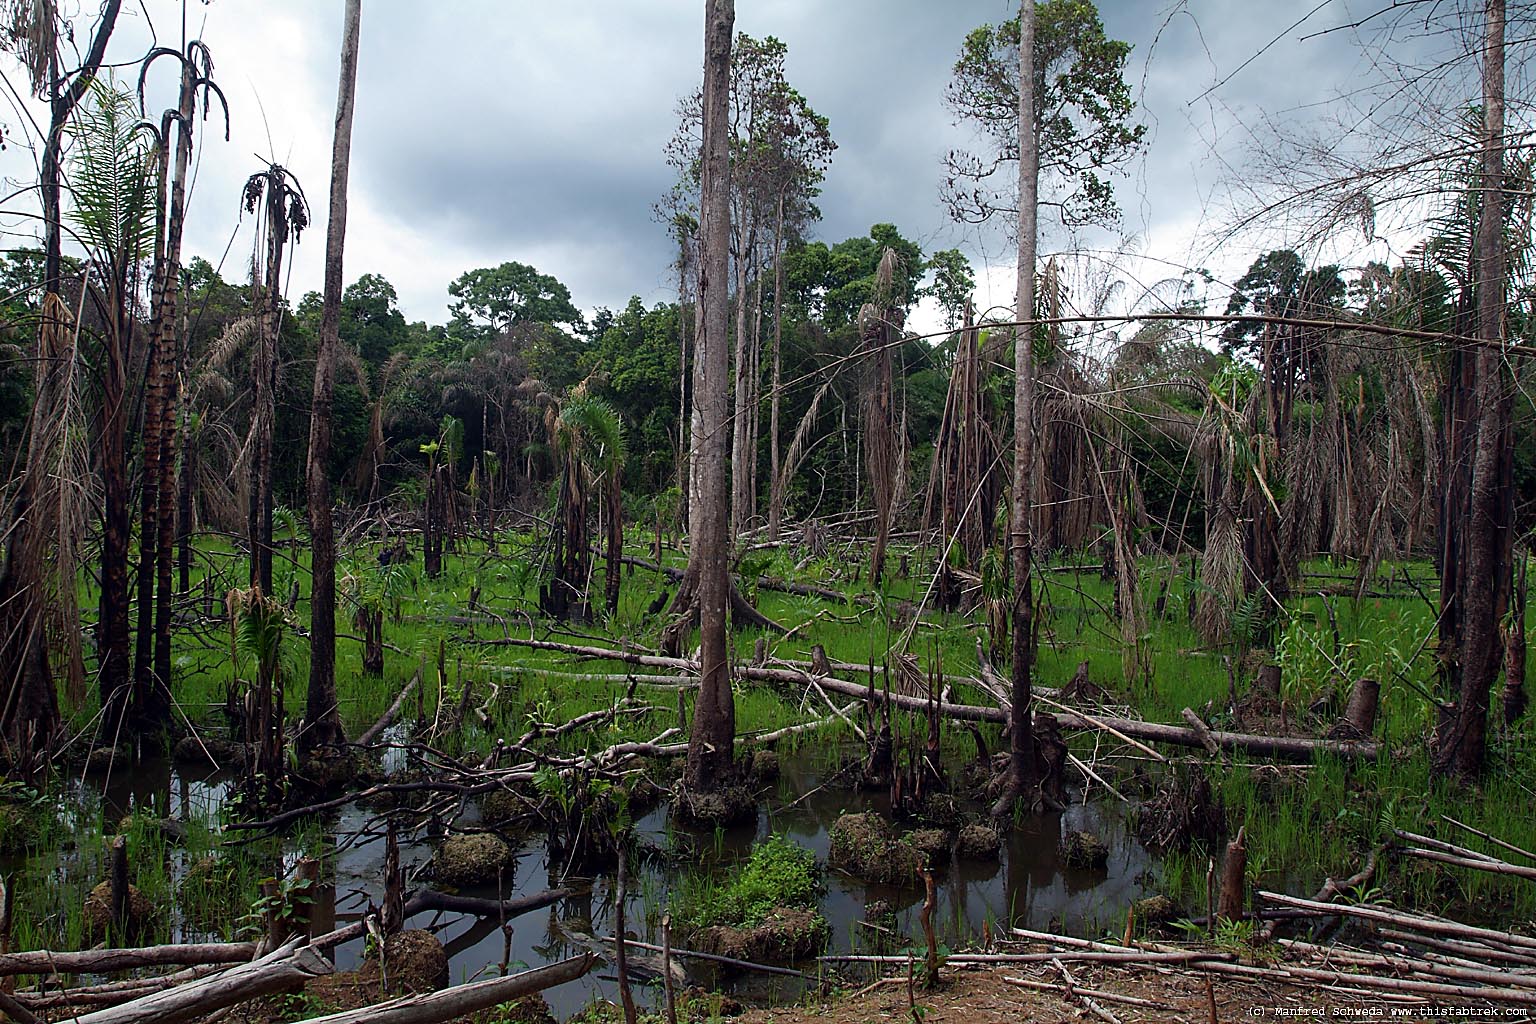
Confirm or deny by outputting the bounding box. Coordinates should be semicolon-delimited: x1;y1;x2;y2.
679;833;822;929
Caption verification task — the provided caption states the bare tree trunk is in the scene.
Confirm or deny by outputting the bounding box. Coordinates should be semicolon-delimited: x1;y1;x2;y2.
1505;551;1528;726
250;185;285;594
1435;0;1511;780
302;0;362;761
730;216;757;537
996;0;1040;818
99;288;135;742
676;229;692;529
684;0;736;793
767;191;786;540
146;50;208;739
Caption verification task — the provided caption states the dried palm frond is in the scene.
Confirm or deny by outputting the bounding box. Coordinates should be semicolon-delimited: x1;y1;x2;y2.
205;315;258;370
3;0;56;98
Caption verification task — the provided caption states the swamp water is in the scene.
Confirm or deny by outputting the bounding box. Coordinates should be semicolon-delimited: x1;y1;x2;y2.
24;747;1160;1020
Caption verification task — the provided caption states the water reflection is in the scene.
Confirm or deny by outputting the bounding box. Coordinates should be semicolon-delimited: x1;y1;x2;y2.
43;745;1158;1020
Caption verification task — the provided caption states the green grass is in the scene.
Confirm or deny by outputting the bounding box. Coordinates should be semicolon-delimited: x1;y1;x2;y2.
12;524;1536;949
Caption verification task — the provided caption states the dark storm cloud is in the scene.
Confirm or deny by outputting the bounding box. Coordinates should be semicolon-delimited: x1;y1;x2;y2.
1;0;1480;329
330;1;1004;314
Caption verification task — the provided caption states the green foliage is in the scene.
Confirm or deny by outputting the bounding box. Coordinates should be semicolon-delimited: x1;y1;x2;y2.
944;0;1145;227
66;78;158;269
677;833;823;929
448;260;584;339
921;248;976;331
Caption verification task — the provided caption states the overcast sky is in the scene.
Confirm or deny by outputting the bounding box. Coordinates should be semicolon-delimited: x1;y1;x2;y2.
0;1;1508;336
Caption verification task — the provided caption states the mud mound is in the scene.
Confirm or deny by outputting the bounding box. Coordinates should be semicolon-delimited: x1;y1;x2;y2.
433;833;515;887
1061;830;1110;870
692;906;829;963
829;813;921;884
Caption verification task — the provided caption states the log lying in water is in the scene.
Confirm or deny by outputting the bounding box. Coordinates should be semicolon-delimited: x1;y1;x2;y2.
292;953;595;1024
309;885;579;951
479;636;1381;761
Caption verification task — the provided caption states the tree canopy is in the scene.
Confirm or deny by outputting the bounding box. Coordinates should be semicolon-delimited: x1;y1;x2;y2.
943;0;1145;229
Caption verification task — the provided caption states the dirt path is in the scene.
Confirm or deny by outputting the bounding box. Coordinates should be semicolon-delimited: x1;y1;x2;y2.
737;961;1531;1024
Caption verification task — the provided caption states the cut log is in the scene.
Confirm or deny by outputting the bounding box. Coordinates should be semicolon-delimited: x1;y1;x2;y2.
65;939;331;1024
308;887;578;952
291;953;595;1024
1217;826;1247;924
1340;676;1380;735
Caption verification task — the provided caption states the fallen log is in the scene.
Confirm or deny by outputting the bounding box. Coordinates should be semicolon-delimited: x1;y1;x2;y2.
1392;829;1536;882
1258;891;1536;953
356;667;422;746
1258;848;1379;942
1442;816;1536;863
1279;938;1536;992
406;886;583;920
596;935;811;980
310;886;576;951
13;965;225;1011
1396;846;1536;882
66;938;331;1024
477;637;1381;760
1377;929;1536;969
0;942;259;977
293;953;596;1024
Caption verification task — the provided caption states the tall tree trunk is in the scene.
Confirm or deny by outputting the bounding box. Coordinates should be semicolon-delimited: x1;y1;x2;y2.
302;0;362;760
861;253;898;586
142;50;207;738
766;192;786;541
250;183;286;594
605;464;623;615
99;286;134;740
996;0;1040;817
1503;549;1527;726
672;221;693;532
0;0;123;766
1434;0;1511;780
684;0;736;793
730;216;757;537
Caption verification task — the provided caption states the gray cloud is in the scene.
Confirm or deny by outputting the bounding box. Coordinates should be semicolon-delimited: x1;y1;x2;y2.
0;0;1507;333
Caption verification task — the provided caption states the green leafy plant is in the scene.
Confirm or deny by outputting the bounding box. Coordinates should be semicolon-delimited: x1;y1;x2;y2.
677;833;823;929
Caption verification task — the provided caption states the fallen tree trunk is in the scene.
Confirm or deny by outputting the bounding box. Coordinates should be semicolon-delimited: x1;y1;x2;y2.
356;667;422;746
1259;891;1536;953
478;637;1381;761
293;953;595;1024
618;554;787;633
310;886;576;951
67;939;331;1024
406;887;583;919
0;942;259;976
14;965;224;1011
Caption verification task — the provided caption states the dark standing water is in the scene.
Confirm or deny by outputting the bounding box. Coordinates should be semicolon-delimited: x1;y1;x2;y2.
60;746;1158;1020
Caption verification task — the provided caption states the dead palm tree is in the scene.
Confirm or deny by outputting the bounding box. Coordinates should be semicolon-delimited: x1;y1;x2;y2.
0;0;122;768
132;38;229;738
241;163;308;592
66;80;158;743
